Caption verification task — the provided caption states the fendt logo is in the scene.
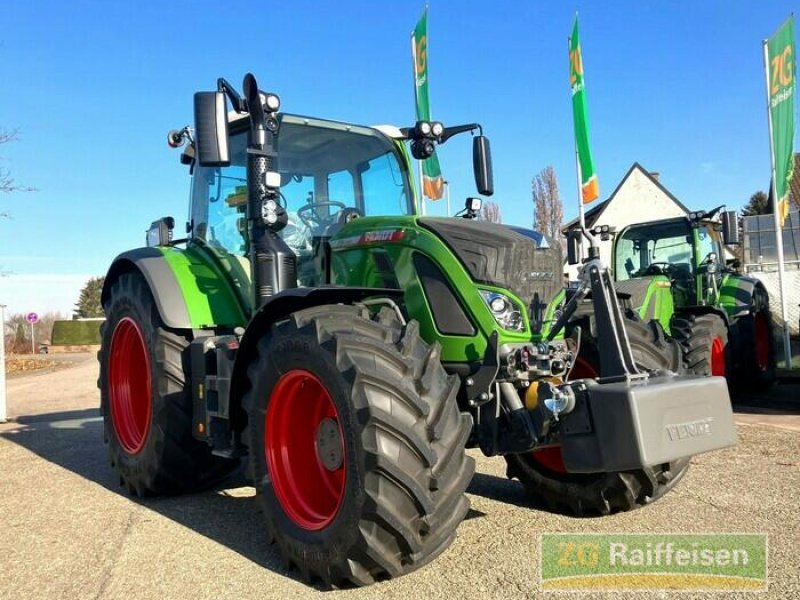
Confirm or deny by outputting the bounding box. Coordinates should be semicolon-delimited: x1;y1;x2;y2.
524;271;554;281
665;417;714;441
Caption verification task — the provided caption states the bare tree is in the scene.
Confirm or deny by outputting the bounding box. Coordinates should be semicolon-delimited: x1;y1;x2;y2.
479;200;502;224
1;128;35;274
1;129;35;196
531;166;565;262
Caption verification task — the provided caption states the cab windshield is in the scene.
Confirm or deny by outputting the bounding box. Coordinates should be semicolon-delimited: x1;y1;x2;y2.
615;220;695;281
190;114;413;257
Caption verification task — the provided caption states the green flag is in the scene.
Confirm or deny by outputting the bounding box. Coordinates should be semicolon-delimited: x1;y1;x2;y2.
413;7;444;200
569;16;599;204
766;16;795;227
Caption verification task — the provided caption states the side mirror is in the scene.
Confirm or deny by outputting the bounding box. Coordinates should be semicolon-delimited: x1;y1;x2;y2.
566;230;581;265
726;257;741;271
194;91;230;167
721;210;739;245
473;135;494;196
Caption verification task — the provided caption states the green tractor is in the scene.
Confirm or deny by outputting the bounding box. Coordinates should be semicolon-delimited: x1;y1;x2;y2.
98;73;736;586
579;209;775;390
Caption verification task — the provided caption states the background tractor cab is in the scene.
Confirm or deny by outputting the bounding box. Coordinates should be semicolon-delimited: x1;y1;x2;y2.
607;207;774;388
612;207;738;323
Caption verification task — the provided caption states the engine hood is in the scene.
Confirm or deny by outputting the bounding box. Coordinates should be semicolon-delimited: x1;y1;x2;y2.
418;217;560;305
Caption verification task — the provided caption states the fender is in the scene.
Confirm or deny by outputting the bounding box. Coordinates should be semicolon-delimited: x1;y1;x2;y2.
102;246;247;330
229;286;403;429
613;277;674;332
718;274;769;319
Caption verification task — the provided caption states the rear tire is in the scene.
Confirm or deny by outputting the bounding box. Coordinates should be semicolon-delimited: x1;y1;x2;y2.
732;307;776;392
243;305;474;586
99;271;237;496
671;313;729;377
504;316;690;516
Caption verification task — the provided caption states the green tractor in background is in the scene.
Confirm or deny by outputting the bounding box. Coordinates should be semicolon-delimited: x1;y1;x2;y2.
581;209;775;390
98;73;736;586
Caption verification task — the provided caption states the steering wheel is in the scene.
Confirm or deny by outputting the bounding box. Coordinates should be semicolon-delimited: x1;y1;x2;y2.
641;262;672;276
296;201;348;228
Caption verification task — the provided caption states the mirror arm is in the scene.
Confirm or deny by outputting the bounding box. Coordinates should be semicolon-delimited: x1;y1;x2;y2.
439;123;481;144
399;122;483;144
217;78;246;113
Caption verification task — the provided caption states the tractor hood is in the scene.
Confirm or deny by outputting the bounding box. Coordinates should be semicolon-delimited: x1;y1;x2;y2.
418;218;560;305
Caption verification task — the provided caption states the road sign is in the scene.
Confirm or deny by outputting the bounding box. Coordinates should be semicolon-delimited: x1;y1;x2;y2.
26;312;39;324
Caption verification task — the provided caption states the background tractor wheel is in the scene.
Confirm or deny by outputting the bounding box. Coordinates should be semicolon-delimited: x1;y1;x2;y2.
734;309;776;391
504;316;690;516
671;313;729;377
99;272;237;496
243;305;474;586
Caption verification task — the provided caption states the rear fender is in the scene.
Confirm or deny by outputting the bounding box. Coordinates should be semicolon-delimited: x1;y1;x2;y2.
102;247;247;330
718;274;769;319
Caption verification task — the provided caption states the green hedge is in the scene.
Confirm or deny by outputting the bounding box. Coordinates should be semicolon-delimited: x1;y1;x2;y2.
51;320;104;345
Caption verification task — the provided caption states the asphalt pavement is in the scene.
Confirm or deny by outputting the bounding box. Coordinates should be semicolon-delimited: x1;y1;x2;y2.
1;354;798;599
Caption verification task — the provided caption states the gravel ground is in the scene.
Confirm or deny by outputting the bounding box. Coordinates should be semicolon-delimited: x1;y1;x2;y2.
0;355;798;600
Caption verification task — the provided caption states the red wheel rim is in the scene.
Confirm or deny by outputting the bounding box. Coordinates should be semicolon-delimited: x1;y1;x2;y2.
265;369;346;531
109;317;152;455
569;356;599;381
529;355;599;474
754;314;770;372
710;336;726;377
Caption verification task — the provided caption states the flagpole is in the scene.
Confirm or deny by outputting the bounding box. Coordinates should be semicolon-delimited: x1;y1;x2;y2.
762;39;792;368
411;29;426;216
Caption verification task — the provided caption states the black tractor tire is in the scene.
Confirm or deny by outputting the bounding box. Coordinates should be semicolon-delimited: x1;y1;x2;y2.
731;287;776;392
99;271;237;496
623;312;683;374
242;305;474;586
671;313;729;377
504;316;690;516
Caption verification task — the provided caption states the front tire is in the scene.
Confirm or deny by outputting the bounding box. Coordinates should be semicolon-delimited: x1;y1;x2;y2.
243;305;474;586
671;313;729;377
504;316;690;516
99;272;237;495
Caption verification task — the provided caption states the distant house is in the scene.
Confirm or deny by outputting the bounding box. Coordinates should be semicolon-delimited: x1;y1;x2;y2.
562;163;689;279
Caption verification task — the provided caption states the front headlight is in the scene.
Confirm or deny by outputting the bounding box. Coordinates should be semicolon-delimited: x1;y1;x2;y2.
480;291;524;331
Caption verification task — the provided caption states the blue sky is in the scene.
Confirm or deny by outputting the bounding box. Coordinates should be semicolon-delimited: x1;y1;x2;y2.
0;0;796;315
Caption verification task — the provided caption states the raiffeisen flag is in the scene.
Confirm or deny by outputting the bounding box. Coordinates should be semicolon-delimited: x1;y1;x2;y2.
413;7;444;200
766;16;795;227
569;16;600;204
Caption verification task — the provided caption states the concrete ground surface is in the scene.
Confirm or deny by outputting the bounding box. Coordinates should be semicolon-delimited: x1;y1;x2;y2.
1;354;798;600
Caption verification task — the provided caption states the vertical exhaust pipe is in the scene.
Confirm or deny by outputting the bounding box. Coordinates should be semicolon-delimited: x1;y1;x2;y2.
242;73;297;309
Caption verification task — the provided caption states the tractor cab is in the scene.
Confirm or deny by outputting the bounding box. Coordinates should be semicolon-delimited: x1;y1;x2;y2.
189;113;416;292
613;215;728;309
